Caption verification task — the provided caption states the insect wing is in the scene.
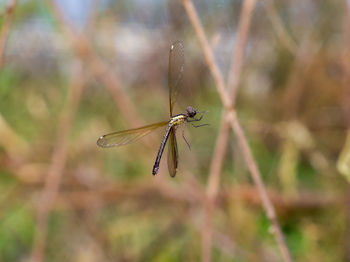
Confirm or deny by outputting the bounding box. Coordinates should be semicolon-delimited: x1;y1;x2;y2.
97;121;168;148
167;126;178;177
169;41;184;117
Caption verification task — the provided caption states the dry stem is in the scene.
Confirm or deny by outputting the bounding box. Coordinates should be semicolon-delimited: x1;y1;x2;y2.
181;0;292;261
204;0;257;261
342;2;350;260
0;0;17;68
263;0;297;54
47;0;143;128
207;0;257;201
30;64;85;262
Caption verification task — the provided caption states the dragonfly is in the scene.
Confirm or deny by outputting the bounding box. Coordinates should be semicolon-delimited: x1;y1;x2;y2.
97;41;207;177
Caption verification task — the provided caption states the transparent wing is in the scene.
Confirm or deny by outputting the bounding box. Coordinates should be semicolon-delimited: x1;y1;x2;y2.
167;126;178;177
169;41;184;117
97;121;168;148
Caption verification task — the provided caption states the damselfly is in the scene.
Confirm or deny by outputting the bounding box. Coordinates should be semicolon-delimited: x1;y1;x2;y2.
97;41;207;177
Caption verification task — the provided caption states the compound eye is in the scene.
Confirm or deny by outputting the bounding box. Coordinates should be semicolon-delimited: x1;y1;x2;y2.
186;106;194;113
187;106;197;117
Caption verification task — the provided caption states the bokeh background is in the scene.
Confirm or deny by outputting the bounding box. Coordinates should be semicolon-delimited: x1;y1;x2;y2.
0;0;350;261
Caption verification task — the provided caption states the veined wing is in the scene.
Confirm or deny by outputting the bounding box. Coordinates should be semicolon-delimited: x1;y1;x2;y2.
97;121;168;148
169;41;184;117
167;126;178;177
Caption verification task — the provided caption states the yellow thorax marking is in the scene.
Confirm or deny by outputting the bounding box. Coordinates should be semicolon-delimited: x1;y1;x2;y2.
169;115;186;126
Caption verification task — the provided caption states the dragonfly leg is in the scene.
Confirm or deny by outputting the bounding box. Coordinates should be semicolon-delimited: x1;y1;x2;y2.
182;124;191;150
187;117;201;122
188;110;208;122
191;123;210;128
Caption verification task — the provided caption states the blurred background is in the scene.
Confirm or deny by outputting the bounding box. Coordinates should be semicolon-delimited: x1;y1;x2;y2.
0;0;350;261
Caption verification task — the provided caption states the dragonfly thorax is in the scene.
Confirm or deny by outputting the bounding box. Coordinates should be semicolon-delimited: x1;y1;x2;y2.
169;114;187;126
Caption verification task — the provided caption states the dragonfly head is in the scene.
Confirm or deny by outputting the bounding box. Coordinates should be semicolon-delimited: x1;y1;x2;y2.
186;106;197;118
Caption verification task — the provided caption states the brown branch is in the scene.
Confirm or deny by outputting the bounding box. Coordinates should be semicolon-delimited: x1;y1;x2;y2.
181;1;230;109
342;2;350;260
54;183;340;214
228;111;292;262
207;0;256;202
0;0;17;68
30;64;85;262
227;0;256;104
263;0;297;54
282;35;315;119
341;0;350;124
206;112;231;199
47;0;143;128
207;0;256;199
204;1;257;261
181;0;293;261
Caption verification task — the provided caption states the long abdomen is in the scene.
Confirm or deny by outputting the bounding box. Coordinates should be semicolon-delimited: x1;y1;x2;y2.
152;124;172;175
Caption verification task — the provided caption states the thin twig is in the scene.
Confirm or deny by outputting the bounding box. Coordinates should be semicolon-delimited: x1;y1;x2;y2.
201;202;212;262
207;0;257;201
228;0;257;104
342;2;350;260
56;182;339;212
47;0;143;127
0;0;17;68
343;0;350;122
263;0;297;54
30;64;85;262
204;1;257;261
181;1;230;109
181;0;292;261
206;112;231;199
228;111;292;262
282;34;315;119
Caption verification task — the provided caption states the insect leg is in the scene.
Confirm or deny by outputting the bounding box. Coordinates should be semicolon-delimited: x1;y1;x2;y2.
191;123;210;128
188;111;208;122
182;124;191;150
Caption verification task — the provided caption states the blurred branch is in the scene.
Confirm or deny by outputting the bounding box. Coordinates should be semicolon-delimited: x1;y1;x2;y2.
56;183;340;213
72;208;116;261
181;0;293;261
228;112;292;261
342;0;350;124
205;0;257;261
207;0;256;199
263;0;297;54
227;0;256;104
0;0;17;68
282;34;316;119
207;112;231;199
30;64;86;262
341;2;350;260
0;114;28;159
139;220;185;262
47;0;143;128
